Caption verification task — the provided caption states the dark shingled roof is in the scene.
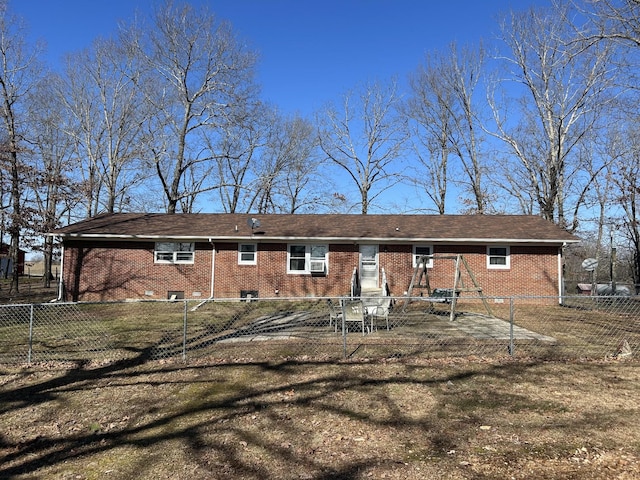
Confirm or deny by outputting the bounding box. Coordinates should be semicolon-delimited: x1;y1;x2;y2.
53;213;579;244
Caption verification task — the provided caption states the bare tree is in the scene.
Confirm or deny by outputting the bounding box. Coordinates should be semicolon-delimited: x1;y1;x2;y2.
25;74;77;287
560;130;617;277
211;108;325;214
62;36;146;217
578;0;640;46
277;118;326;213
607;118;640;291
212;107;265;213
573;0;640;286
124;1;259;214
251;113;323;213
406;43;491;214
0;2;43;292
317;79;407;214
405;53;454;214
613;156;640;291
489;4;617;230
445;44;493;214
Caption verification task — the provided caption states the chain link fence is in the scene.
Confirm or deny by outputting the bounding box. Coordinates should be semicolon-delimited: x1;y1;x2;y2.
0;295;638;365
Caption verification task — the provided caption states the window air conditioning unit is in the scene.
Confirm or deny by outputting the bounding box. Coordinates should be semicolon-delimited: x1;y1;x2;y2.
310;260;326;274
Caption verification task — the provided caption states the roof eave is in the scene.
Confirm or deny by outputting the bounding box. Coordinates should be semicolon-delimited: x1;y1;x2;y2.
53;233;579;244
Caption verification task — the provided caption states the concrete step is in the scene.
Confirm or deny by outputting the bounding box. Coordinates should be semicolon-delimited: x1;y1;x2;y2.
360;288;383;297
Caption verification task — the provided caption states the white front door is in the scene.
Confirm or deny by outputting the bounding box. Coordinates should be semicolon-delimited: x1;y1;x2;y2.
359;244;379;290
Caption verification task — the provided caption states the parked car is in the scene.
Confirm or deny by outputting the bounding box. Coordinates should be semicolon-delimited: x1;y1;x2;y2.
596;284;631;296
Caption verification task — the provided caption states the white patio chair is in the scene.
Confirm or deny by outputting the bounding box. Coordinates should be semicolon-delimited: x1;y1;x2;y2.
327;298;343;332
341;299;368;335
368;296;391;331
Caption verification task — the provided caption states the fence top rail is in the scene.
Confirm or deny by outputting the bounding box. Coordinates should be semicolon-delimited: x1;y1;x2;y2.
0;293;637;309
0;302;39;308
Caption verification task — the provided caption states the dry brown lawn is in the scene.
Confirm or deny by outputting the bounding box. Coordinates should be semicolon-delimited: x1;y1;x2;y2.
0;277;58;305
1;281;639;478
1;356;638;480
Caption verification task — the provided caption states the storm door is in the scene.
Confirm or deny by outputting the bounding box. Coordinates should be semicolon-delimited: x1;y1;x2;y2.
359;244;379;290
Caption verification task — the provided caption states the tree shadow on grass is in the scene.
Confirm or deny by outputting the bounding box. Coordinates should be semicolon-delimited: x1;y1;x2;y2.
0;355;578;479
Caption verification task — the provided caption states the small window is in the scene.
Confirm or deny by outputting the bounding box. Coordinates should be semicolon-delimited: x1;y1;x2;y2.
310;244;328;274
288;244;328;274
238;243;257;265
413;245;433;268
310;244;327;260
154;242;194;264
289;245;307;272
487;246;510;269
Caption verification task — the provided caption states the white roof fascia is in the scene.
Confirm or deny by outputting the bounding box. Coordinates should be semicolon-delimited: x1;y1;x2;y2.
57;233;578;244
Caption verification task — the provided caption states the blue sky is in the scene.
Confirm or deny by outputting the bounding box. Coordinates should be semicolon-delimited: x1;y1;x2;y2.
11;0;556;216
11;0;550;116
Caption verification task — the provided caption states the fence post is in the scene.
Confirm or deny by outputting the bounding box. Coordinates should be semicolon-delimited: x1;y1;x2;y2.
182;300;188;362
342;307;347;359
28;304;34;365
509;297;515;357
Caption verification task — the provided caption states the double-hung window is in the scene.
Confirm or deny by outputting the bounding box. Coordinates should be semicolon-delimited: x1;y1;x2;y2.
238;243;257;265
154;242;195;264
413;245;433;268
487;246;510;269
288;244;328;274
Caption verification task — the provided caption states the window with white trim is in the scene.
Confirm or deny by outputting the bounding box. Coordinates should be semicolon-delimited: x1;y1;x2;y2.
413;245;433;268
238;243;257;265
287;244;328;274
487;246;510;269
154;242;194;264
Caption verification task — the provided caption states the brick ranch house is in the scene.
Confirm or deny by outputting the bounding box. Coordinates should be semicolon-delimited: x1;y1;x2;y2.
51;213;579;303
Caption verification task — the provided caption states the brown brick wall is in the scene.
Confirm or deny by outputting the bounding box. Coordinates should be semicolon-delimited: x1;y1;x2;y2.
62;240;213;302
379;244;560;298
62;240;561;301
213;243;359;298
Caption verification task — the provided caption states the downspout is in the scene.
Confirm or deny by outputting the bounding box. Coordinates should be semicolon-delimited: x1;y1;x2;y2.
558;243;566;304
55;236;64;302
209;239;215;299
